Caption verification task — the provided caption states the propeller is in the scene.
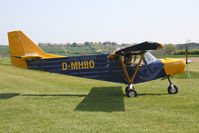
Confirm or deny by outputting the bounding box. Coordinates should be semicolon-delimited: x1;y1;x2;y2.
185;41;191;79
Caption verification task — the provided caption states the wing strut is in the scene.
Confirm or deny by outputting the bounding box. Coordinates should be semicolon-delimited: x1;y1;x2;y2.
119;55;131;83
119;53;145;84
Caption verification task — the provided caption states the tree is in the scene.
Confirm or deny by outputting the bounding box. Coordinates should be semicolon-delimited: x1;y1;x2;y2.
84;42;91;46
165;44;177;55
71;42;78;47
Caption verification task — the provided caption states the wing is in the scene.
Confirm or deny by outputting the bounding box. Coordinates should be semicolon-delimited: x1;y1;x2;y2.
108;41;164;84
116;41;163;55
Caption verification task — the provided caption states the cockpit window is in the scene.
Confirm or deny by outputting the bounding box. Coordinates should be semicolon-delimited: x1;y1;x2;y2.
124;54;144;66
144;52;157;65
123;52;157;66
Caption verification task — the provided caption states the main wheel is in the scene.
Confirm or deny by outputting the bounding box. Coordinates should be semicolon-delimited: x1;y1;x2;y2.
125;86;135;93
125;87;129;93
168;84;178;94
126;89;137;97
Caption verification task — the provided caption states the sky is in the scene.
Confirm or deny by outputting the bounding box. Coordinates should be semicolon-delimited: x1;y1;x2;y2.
0;0;199;45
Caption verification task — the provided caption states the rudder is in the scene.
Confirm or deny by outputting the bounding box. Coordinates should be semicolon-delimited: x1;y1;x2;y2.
8;31;65;68
8;31;46;68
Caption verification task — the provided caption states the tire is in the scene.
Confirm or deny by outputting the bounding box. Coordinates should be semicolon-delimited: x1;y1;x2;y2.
125;86;135;93
126;89;137;97
125;87;129;93
168;84;178;94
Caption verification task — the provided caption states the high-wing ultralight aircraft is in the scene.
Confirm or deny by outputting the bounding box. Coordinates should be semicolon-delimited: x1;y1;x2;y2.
8;31;186;97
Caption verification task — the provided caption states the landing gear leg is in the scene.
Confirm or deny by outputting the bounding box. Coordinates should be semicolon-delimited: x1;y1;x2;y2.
125;84;137;97
167;76;178;94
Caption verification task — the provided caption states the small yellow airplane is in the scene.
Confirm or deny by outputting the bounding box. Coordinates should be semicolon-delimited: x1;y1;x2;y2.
8;31;186;97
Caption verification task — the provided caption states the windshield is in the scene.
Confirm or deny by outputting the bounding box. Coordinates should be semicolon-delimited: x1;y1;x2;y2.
144;52;157;65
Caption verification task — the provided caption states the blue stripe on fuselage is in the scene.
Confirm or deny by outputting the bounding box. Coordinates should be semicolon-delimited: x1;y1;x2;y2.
26;54;166;84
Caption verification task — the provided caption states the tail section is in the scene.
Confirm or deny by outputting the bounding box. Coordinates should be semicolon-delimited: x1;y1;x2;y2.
8;31;65;68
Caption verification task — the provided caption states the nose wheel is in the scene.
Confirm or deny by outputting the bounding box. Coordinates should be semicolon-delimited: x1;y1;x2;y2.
167;76;178;94
125;84;137;97
168;84;178;94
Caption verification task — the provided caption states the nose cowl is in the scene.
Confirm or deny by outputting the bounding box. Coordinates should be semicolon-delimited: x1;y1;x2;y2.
161;59;186;76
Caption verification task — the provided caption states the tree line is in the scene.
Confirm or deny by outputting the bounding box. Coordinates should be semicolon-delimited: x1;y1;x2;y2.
152;43;199;56
38;41;132;47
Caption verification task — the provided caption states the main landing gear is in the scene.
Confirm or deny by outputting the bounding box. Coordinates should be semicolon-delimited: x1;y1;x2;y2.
125;84;137;97
167;76;178;94
125;77;178;97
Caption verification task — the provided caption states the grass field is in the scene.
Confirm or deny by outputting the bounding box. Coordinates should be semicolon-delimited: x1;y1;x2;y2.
0;45;113;57
0;57;199;133
40;46;98;56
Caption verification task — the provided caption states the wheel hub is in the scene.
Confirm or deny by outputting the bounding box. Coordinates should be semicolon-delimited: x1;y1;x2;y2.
170;84;176;93
129;91;135;97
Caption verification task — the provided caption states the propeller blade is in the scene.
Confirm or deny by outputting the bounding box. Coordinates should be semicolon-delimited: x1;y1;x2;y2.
186;64;191;79
185;42;189;64
185;41;191;79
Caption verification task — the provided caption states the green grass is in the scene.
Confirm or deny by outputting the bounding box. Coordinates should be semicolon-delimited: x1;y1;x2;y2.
0;58;199;132
188;62;199;72
174;62;199;79
27;46;99;56
0;45;9;52
0;57;11;65
0;45;10;57
40;46;66;53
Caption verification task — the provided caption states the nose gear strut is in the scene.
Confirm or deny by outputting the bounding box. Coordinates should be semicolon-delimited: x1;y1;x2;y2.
167;76;178;94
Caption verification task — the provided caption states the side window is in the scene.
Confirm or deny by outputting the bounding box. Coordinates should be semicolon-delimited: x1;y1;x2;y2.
144;52;157;65
124;55;132;66
124;55;145;66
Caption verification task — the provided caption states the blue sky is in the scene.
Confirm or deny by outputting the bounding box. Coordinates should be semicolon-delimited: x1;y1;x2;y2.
0;0;199;45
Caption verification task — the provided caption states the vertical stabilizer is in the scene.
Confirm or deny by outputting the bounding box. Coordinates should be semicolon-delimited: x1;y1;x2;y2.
8;31;46;68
